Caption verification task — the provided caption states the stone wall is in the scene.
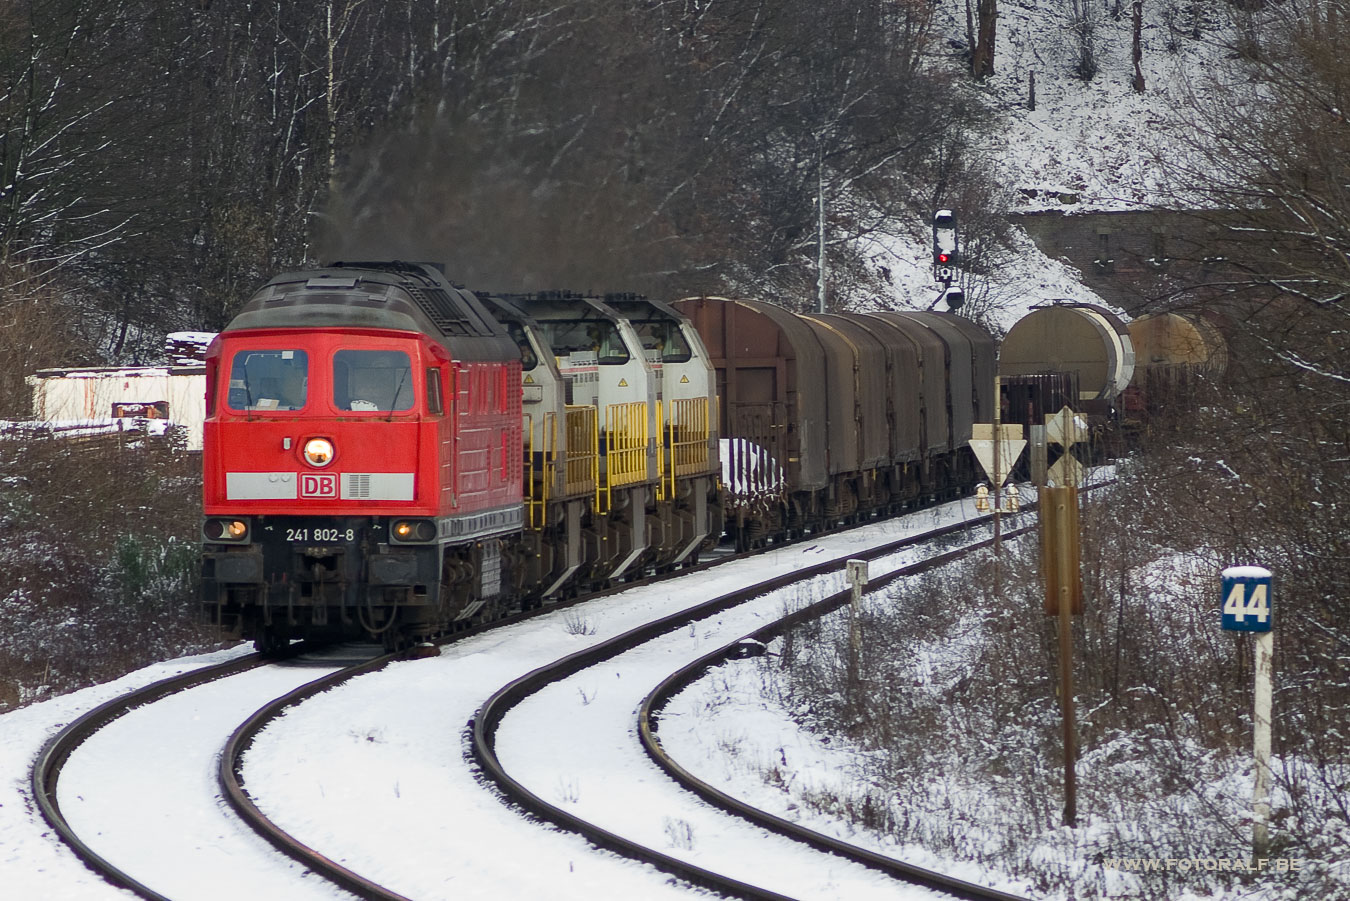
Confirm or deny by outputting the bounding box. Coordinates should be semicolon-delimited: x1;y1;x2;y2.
1013;209;1229;315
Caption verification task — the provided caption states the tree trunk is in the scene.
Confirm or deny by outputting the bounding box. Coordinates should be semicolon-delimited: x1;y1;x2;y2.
972;0;997;79
1132;0;1146;93
965;0;976;61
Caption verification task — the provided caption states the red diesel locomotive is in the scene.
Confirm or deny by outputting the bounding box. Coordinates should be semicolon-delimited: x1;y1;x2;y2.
201;262;523;652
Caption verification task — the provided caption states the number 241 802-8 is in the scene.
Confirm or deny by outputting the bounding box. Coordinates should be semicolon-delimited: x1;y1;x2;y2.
287;527;355;543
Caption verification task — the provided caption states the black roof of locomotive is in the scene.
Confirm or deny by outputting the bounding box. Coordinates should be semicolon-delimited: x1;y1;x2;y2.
224;262;518;363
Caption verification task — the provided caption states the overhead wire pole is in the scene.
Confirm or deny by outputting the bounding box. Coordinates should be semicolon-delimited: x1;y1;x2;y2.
816;144;827;314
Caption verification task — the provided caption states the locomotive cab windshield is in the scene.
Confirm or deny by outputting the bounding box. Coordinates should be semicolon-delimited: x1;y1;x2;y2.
333;349;414;412
228;349;309;411
632;320;692;363
539;319;630;364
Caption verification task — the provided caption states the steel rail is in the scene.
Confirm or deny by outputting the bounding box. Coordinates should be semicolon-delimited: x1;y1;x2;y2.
218;512;995;901
39;481;1102;900
469;513;1028;901
218;650;416;901
30;652;276;901
210;516;824;899
638;530;1039;901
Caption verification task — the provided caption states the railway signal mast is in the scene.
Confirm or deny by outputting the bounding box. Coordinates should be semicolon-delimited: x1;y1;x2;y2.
931;210;963;311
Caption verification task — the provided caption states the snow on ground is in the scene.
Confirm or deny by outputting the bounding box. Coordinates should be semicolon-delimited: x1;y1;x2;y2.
0;646;254;901
655;494;1331;901
855;2;1253;328
491;524;1024;900
0;500;995;901
56;658;356;901
237;501;992;901
944;0;1241;212
658;650;1021;887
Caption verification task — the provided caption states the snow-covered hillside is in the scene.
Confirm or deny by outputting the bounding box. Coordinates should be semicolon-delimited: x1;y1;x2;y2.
867;1;1247;327
950;0;1238;212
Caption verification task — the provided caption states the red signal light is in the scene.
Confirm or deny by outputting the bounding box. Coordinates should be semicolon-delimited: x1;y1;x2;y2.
938;252;950;263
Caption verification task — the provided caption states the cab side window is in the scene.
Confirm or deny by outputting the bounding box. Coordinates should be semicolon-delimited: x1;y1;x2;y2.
426;368;444;414
505;321;539;371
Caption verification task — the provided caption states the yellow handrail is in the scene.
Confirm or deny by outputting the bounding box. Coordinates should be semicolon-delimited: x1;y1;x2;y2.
564;405;599;503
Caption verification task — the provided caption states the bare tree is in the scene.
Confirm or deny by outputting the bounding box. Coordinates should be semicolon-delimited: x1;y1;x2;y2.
971;0;996;79
1146;1;1350;863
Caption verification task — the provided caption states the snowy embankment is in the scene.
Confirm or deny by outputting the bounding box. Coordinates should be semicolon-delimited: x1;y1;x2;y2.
656;521;1335;901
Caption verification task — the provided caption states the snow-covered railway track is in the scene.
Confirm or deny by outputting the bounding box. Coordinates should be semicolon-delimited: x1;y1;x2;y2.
212;502;1004;900
31;644;372;901
473;517;1036;901
31;496;1054;901
636;541;1035;901
31;652;271;901
26;523;819;900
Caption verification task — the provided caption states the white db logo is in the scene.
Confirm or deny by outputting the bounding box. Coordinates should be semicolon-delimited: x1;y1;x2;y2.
300;473;338;498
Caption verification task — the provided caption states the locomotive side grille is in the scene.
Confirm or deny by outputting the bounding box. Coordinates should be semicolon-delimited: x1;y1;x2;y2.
344;473;372;498
401;282;471;337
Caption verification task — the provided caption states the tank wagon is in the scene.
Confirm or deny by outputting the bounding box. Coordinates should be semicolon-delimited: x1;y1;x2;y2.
1123;310;1229;423
673;297;994;550
999;302;1135;406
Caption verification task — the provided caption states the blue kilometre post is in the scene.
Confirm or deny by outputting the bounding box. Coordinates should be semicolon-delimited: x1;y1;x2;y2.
1222;565;1273;859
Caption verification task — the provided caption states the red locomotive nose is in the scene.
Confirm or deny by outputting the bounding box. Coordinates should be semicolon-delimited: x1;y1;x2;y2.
203;330;437;516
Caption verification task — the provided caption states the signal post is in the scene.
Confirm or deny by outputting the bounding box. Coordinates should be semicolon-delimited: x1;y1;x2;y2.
1038;405;1085;827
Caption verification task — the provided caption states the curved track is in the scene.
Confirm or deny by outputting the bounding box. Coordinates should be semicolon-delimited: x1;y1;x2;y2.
470;516;1038;901
35;489;1088;900
637;539;1035;901
31;652;284;901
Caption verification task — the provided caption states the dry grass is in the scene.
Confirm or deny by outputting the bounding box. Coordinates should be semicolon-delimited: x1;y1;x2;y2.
767;466;1349;899
0;431;219;710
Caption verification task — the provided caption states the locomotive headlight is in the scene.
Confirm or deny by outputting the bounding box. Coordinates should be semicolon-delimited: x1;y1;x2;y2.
391;519;437;543
204;518;249;542
303;437;335;467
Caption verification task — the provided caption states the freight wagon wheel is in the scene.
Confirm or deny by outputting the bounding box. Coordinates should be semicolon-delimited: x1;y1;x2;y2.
254;626;290;656
381;628;410;654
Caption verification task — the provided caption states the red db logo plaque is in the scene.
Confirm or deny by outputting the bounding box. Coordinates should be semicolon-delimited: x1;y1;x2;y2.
300;473;338;498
